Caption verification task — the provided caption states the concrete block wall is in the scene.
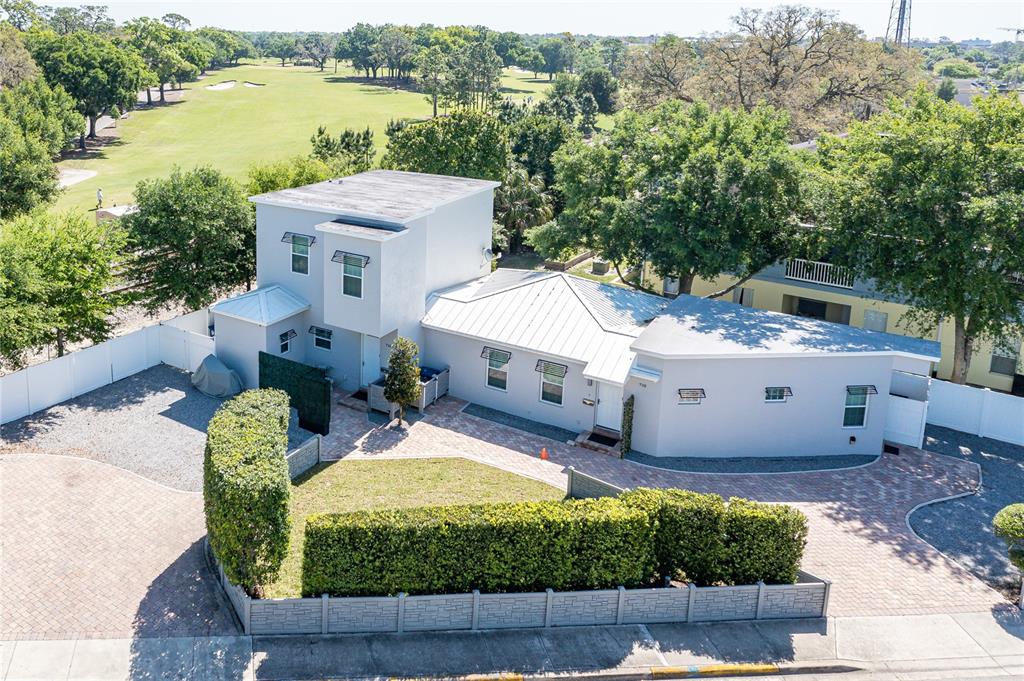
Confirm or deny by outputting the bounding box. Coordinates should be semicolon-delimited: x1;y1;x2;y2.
221;580;828;636
566;467;625;499
285;434;321;479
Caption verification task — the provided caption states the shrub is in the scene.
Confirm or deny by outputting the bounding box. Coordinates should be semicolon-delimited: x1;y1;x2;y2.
204;389;292;597
620;488;727;585
722;498;807;585
993;503;1024;572
302;497;654;597
619;394;635;456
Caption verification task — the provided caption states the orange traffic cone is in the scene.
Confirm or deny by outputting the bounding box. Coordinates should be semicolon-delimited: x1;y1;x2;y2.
540;447;549;460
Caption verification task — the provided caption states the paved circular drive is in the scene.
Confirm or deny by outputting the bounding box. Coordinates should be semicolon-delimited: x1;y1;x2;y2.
0;453;238;640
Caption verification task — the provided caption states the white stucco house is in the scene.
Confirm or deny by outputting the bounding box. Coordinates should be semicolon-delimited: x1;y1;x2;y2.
210;169;940;458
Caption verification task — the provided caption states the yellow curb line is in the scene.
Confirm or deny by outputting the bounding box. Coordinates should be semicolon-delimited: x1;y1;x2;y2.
652;663;780;678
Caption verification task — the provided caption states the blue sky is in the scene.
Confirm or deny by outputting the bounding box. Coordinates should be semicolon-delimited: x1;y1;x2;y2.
50;1;1024;41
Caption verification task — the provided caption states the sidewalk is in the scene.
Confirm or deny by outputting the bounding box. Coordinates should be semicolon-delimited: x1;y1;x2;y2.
2;611;1020;681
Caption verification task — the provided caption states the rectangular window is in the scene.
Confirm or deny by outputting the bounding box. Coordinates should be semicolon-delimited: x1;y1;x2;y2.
843;386;876;427
863;309;889;333
764;386;792;402
536;360;568;406
290;235;310;275
990;340;1020;376
310;326;332;351
343;262;363;298
279;329;296;354
732;287;755;307
481;347;511;391
677;388;706;405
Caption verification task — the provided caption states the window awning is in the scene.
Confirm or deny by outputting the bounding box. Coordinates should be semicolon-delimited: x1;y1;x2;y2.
846;385;878;396
765;386;793;397
480;347;511;364
282;232;316;245
535;360;568;377
678;388;706;400
332;250;370;268
309;326;333;339
280;329;297;342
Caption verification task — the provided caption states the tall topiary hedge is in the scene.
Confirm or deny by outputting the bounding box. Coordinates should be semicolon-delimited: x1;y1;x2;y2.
302;497;655;597
620;488;806;586
620;488;726;585
722;498;808;585
204;389;292;597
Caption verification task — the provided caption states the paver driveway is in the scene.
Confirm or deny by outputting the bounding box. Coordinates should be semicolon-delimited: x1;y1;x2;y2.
325;396;1009;617
0;453;237;640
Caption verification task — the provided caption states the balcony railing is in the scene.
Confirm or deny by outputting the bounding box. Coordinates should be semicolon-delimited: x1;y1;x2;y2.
784;258;854;289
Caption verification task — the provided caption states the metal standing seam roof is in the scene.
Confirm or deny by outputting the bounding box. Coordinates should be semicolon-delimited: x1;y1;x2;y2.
422;270;668;385
249;170;501;223
211;285;310;327
631;294;942;361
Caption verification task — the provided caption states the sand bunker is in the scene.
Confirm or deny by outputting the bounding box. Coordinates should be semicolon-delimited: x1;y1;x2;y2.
243;81;266;88
205;80;236;91
58;168;97;188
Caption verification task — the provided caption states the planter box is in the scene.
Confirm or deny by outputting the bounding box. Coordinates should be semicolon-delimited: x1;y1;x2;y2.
544;250;594;272
211;547;829;636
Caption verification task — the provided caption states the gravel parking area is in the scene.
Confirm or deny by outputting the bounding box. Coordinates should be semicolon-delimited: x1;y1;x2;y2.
1;364;310;492
909;425;1024;601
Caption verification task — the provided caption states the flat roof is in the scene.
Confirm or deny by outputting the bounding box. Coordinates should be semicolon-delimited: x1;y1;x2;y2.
249;170;500;223
631;294;941;361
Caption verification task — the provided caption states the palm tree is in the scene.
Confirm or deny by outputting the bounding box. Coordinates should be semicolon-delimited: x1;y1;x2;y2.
494;164;555;254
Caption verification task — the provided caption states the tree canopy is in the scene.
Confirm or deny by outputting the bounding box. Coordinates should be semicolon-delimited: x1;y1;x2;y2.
123;166;255;312
552;100;803;295
811;87;1024;383
382;110;509;181
0;210;125;367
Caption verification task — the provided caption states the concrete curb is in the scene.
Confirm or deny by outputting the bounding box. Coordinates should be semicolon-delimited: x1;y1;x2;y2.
383;660;868;680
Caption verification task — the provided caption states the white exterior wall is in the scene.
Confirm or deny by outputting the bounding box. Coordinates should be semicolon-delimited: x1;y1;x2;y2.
254;204;328;320
627;354;894;458
213;314;271;389
423;191;494;294
265;316;307;366
307;324;361;390
423;328;597;433
320;231;386;337
380;222;428;347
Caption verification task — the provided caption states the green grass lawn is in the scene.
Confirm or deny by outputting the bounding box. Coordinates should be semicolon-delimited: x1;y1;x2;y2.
265;457;564;599
55;63;553;212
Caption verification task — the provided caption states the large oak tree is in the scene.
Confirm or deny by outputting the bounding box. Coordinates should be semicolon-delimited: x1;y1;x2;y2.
812;88;1024;383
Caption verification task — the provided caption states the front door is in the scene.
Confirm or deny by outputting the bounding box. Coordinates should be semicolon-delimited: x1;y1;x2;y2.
595;383;623;431
361;334;381;386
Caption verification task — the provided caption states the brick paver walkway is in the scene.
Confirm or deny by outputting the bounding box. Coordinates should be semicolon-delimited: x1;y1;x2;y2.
0;454;238;640
323;396;1008;618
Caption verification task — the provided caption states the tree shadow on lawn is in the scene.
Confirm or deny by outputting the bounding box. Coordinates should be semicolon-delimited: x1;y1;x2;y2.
60;135;125;162
323;74;424;94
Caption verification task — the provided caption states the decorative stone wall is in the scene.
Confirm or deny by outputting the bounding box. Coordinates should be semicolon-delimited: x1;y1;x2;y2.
217;568;830;636
285;434;320;479
566;466;625;499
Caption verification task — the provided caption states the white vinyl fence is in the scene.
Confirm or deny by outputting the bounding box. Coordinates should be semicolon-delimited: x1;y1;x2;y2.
926;379;1024;447
1;312;214;425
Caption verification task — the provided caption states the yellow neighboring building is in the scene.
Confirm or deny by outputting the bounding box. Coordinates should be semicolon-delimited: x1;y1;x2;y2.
643;258;1023;394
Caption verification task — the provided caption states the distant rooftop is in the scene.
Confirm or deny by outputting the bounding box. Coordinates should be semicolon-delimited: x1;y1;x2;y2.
249;170;500;223
632;294;941;361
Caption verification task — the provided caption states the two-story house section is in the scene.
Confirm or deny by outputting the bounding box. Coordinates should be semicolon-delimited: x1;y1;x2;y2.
210;170;942;459
646;259;1023;395
210;170;499;390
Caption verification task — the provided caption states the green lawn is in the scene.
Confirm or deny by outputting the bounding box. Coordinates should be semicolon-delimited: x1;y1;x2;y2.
265;457;564;599
55;63;553;212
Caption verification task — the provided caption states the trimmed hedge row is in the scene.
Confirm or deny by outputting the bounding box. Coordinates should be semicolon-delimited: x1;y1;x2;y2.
204;389;292;597
620;488;807;585
301;487;807;597
302;498;655;597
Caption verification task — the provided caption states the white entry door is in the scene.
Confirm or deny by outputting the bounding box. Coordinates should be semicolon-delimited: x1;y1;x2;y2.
595;383;624;431
361;334;381;386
